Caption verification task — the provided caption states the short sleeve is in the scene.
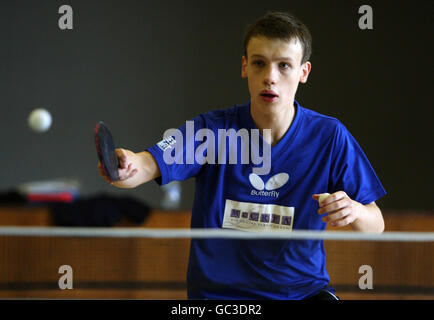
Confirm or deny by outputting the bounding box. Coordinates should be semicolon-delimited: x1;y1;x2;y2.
329;123;387;204
147;115;207;186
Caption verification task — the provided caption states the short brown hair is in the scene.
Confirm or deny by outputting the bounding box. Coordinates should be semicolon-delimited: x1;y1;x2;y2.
243;11;312;64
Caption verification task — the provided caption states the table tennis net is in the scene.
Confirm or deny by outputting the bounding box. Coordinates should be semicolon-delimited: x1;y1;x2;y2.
0;227;433;299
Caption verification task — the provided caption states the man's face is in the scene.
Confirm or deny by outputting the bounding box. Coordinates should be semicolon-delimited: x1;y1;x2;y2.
241;36;311;116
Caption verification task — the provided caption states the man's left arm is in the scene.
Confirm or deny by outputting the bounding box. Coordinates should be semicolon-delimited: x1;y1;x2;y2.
313;191;385;233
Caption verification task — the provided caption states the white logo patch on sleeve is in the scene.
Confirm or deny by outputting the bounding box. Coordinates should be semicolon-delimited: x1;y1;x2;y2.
157;136;176;151
222;199;294;232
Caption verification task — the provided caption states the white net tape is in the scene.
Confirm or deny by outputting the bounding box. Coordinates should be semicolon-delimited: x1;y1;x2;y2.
0;226;433;242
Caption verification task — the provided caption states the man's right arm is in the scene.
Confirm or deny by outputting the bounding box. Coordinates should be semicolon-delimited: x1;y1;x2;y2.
98;149;161;188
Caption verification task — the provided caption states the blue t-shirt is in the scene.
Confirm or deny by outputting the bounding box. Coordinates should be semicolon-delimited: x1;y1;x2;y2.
147;100;386;299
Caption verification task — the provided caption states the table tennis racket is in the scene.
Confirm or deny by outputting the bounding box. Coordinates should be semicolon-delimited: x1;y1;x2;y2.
94;121;120;182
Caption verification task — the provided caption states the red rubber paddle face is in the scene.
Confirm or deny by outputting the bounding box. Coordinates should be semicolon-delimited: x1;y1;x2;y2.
94;121;119;182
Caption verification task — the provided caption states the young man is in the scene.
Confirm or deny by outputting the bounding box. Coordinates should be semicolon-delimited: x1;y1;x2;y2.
98;11;386;299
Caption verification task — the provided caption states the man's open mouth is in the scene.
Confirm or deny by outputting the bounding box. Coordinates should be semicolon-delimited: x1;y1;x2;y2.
260;90;278;98
260;90;279;101
261;93;278;98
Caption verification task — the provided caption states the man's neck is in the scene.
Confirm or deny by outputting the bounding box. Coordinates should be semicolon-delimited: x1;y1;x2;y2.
251;102;296;146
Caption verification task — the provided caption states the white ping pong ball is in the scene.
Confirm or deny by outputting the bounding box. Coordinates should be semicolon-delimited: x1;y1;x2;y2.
318;193;331;205
28;108;52;132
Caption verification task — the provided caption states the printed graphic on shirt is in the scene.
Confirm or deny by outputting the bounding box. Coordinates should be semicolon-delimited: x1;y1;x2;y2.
249;173;289;198
157;136;176;152
222;199;294;232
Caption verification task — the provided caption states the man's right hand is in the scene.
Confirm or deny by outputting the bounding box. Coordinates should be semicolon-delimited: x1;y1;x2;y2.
97;149;160;188
116;148;139;181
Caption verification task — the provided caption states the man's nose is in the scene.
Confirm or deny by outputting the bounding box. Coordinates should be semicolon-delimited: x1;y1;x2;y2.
263;65;278;86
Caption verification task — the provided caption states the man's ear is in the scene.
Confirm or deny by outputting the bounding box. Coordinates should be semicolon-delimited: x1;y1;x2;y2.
299;61;311;83
241;56;248;78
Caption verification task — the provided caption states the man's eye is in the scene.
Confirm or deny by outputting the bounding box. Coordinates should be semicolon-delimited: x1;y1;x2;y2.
253;60;264;67
279;62;290;69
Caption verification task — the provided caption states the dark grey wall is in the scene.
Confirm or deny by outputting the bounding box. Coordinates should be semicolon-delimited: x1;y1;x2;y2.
0;0;433;210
